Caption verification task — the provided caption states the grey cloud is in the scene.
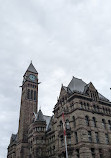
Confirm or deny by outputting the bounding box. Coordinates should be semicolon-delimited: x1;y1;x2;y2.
0;0;111;157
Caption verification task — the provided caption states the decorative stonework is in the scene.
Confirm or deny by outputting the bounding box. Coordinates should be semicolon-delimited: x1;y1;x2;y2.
7;64;111;158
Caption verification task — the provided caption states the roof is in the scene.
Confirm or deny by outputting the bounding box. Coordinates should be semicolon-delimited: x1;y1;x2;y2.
26;62;38;74
68;77;86;93
10;134;17;143
43;115;51;130
36;109;45;121
35;109;51;130
67;76;109;102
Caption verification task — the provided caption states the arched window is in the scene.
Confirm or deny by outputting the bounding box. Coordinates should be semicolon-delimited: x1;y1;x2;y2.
27;89;30;99
73;116;76;128
31;90;33;100
85;116;89;126
92;117;96;127
34;91;36;100
66;119;70;129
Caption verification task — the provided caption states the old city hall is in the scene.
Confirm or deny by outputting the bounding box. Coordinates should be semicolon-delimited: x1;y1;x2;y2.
7;63;111;158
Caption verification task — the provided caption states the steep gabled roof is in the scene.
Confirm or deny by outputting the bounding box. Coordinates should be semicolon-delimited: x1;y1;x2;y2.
67;76;109;102
26;62;38;74
68;76;86;93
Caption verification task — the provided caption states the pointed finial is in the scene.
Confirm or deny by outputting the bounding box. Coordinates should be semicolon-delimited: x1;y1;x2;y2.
31;60;32;64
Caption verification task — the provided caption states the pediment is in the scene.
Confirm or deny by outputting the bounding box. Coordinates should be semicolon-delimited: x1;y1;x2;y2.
84;82;97;93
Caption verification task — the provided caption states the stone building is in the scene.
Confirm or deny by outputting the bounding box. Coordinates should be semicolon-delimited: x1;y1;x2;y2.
7;63;111;158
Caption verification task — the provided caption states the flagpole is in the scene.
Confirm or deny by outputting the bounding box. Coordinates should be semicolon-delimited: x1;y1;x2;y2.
65;135;68;158
62;112;68;158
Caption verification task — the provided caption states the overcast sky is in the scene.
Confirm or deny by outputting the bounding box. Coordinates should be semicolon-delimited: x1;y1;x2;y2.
1;0;111;157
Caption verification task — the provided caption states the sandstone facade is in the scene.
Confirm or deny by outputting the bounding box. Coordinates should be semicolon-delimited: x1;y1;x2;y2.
7;63;111;158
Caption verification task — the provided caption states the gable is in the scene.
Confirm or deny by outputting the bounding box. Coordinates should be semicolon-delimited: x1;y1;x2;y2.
58;85;68;100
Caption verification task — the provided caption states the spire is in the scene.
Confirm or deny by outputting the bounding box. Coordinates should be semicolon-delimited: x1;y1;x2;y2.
26;62;38;74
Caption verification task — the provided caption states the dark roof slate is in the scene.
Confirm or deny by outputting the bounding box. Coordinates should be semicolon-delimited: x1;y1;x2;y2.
67;76;109;102
27;62;38;73
35;110;51;130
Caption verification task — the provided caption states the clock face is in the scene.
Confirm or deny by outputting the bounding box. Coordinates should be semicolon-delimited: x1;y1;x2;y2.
29;74;36;81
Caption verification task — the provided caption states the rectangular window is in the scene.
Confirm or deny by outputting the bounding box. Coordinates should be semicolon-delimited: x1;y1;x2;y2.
105;134;109;144
76;149;79;158
85;116;89;126
75;132;78;143
91;148;95;158
92;117;96;127
73;116;76;128
60;135;64;147
67;134;71;145
102;119;106;129
108;120;111;130
99;149;103;158
95;132;99;143
88;131;92;142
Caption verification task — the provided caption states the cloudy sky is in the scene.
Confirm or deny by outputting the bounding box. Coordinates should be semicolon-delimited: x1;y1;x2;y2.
1;0;111;157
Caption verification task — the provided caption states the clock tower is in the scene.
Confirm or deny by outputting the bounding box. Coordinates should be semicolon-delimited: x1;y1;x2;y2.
16;62;38;157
